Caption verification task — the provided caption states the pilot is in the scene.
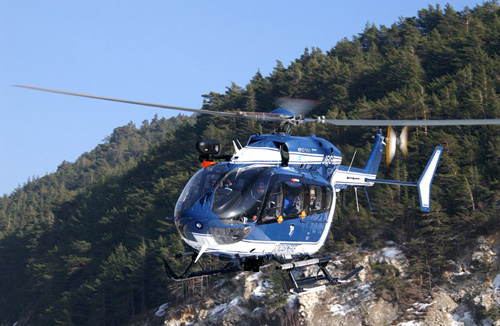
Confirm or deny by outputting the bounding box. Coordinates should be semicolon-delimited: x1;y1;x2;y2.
250;182;266;222
251;182;266;200
203;178;218;195
309;188;317;211
284;194;300;216
223;178;233;190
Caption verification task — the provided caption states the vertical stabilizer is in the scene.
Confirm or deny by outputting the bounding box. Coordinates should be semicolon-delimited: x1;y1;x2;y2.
417;146;443;212
363;131;386;175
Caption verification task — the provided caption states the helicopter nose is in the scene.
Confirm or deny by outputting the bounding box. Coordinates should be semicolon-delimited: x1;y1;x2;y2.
210;225;253;245
176;217;252;245
175;216;207;240
175;220;195;241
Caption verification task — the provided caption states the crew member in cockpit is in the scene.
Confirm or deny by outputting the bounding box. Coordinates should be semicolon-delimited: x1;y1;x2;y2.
251;182;266;200
203;177;218;195
251;181;266;222
308;187;317;211
284;192;301;216
223;178;233;190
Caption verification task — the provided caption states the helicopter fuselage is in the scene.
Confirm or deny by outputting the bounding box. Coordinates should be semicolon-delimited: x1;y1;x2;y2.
173;132;383;260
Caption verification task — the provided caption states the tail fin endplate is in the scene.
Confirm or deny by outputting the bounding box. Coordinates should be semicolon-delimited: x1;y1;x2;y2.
417;146;443;212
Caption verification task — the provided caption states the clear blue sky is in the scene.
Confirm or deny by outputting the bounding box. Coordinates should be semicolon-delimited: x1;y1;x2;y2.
0;0;483;195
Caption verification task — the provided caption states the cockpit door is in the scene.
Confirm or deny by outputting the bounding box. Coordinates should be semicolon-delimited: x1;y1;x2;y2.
258;179;305;241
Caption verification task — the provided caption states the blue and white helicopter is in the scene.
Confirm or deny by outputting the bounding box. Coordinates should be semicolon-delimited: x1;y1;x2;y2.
16;85;500;293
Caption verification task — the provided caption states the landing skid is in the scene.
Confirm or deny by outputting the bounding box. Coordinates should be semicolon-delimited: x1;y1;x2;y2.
162;253;244;280
163;252;363;295
277;256;364;294
162;252;267;280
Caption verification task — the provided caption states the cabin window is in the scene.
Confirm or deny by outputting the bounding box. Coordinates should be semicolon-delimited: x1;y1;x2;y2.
304;184;333;214
323;186;333;211
257;180;333;224
306;185;323;213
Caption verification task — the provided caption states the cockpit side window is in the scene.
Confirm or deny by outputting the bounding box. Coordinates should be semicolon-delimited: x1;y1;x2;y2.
258;180;306;223
283;183;304;219
259;183;283;224
212;167;272;225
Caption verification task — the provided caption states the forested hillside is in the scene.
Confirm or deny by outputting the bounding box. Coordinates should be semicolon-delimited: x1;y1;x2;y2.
2;2;500;325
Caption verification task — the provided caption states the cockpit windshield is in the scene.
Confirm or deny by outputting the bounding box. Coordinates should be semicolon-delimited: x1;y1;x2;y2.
212;166;273;225
174;164;229;219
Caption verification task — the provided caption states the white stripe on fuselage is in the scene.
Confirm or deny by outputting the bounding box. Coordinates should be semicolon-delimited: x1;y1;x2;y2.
230;147;341;165
331;169;376;187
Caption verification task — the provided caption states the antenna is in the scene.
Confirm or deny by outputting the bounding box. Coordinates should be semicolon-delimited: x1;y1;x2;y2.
354;187;360;212
348;150;358;172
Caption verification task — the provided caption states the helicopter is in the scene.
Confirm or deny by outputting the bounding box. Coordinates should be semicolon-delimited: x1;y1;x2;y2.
15;85;500;293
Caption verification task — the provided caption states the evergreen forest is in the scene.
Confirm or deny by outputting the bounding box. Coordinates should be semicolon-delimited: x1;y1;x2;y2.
2;2;500;324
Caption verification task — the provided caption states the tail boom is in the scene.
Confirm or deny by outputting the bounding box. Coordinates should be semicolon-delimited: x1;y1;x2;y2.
335;146;443;212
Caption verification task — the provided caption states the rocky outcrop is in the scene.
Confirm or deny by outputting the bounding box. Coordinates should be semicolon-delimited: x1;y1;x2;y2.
152;234;500;326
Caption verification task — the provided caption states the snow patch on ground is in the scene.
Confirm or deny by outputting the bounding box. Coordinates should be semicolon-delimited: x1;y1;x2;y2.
155;303;168;317
210;297;239;316
287;294;298;307
452;311;474;326
493;273;500;293
250;272;273;299
382;247;402;259
253;279;272;298
397;321;421;326
329;303;351;316
247;272;261;282
414;302;434;311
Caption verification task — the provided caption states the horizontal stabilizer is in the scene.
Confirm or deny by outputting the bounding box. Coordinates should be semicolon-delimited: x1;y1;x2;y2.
417;146;443;212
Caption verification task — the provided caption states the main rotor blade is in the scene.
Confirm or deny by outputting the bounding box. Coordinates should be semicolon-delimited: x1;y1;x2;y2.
324;118;500;126
21;85;499;127
14;85;286;122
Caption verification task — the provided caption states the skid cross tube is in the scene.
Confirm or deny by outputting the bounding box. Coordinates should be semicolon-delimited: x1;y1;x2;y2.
277;256;364;293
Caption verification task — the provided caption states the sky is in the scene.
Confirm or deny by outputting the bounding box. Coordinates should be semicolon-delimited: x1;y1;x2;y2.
0;0;484;196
